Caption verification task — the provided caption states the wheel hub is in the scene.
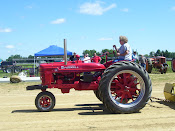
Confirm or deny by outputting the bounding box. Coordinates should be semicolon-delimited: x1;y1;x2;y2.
40;96;51;108
112;73;140;104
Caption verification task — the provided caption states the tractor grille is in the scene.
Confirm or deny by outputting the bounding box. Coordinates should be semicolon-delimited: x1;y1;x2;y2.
39;67;45;83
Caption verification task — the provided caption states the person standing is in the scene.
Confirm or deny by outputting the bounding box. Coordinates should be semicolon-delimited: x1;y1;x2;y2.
132;51;138;63
69;52;76;61
91;53;101;63
83;54;91;63
139;55;147;69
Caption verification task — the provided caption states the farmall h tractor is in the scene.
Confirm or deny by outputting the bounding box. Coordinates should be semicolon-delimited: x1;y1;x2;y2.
27;40;152;114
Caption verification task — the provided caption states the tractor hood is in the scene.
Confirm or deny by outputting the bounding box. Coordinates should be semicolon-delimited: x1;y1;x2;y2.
40;61;106;73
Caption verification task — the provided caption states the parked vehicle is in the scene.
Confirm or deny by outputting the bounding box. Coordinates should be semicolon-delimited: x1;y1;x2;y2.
0;61;22;73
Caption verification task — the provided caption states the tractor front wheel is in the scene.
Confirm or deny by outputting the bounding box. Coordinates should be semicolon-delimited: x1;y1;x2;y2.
35;91;55;112
99;61;152;114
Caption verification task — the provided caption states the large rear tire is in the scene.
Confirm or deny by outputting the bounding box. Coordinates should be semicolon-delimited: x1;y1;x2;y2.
93;90;102;101
35;91;55;112
99;61;152;114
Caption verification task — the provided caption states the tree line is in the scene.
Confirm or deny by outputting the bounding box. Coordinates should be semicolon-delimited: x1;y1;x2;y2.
5;49;175;61
6;55;34;61
145;49;175;58
83;49;175;58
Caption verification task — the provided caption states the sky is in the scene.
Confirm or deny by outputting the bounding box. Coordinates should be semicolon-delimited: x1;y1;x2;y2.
0;0;175;60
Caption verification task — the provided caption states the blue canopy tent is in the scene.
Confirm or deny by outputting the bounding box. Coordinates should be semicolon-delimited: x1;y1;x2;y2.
34;45;72;74
34;45;72;57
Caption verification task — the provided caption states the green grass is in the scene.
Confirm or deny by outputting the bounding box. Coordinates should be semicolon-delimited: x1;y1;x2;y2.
167;61;173;73
0;70;18;78
0;63;39;78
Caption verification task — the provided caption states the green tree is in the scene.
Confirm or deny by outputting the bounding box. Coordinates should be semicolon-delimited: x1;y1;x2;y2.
28;55;34;58
164;50;170;58
149;51;155;57
101;49;115;57
6;54;22;61
155;49;161;56
83;49;97;57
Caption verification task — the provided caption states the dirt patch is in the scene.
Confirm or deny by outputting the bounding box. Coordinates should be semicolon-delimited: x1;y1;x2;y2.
1;74;175;130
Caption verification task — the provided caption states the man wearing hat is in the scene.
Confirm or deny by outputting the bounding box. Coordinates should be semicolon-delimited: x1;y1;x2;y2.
132;51;138;63
69;52;77;61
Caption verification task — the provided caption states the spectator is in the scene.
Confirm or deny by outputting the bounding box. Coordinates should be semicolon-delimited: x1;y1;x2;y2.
69;52;77;61
139;55;147;69
83;54;91;63
114;36;132;62
132;51;138;62
91;53;101;63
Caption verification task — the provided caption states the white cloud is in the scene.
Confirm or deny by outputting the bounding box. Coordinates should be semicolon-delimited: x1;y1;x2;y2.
50;18;66;24
26;5;33;9
171;6;175;11
0;28;12;33
98;37;113;41
79;1;116;15
6;45;14;49
121;8;129;12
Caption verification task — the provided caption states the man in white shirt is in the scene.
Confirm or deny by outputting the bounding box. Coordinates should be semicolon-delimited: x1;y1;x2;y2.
83;54;91;63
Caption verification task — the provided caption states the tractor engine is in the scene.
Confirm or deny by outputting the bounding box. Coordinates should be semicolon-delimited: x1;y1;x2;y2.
39;61;105;93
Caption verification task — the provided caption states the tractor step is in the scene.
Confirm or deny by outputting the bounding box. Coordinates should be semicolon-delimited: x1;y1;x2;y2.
26;85;48;90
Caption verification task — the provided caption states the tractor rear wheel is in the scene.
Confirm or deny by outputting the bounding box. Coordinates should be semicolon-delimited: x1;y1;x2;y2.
172;58;175;72
93;90;102;101
99;61;152;114
35;91;55;112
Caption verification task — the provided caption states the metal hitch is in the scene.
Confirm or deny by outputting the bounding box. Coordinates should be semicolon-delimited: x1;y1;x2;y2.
26;85;48;90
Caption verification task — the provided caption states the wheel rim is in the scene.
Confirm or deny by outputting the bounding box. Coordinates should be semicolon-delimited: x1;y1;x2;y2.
7;69;11;73
15;68;20;73
38;95;52;110
108;70;145;108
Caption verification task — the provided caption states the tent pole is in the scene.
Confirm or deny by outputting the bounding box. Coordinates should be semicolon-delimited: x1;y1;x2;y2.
64;39;67;65
34;56;35;76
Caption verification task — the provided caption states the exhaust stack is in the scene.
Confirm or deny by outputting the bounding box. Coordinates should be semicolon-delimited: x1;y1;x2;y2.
64;39;67;65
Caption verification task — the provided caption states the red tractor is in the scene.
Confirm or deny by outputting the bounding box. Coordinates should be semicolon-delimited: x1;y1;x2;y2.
171;58;175;72
146;56;168;74
27;40;152;114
